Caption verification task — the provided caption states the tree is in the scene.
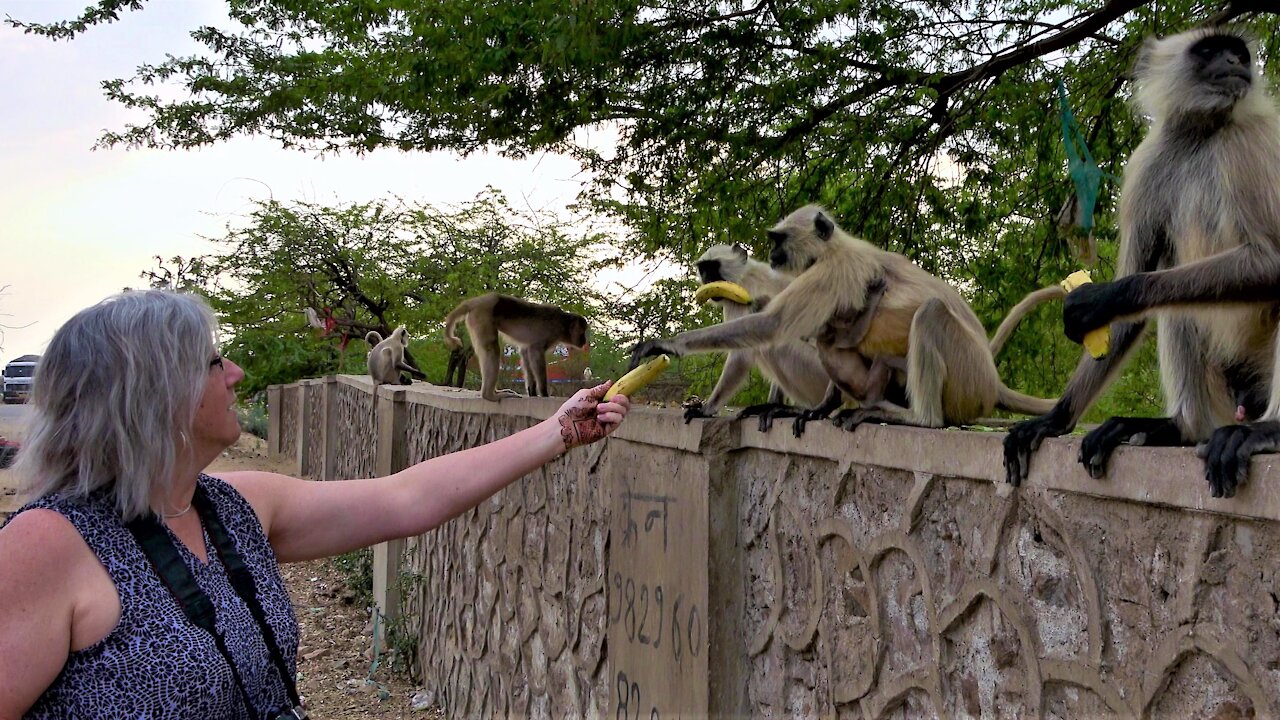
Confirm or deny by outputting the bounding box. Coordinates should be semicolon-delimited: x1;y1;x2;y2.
192;190;615;396
139;255;208;293
12;1;1274;249
23;0;1278;414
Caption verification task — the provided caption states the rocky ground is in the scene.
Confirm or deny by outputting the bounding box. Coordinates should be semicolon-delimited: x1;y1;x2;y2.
1;416;440;719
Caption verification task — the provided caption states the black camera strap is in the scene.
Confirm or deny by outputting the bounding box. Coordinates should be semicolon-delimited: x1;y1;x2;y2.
126;484;304;719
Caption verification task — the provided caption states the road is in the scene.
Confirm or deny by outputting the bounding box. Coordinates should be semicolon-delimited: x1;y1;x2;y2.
0;402;32;433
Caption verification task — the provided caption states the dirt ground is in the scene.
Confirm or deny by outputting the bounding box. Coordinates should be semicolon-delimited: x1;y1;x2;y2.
1;418;439;719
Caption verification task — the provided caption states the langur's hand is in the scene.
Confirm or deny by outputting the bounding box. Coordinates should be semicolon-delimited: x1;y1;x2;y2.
1062;279;1135;345
1196;421;1280;498
628;340;676;370
554;382;631;452
682;400;714;424
1002;407;1073;486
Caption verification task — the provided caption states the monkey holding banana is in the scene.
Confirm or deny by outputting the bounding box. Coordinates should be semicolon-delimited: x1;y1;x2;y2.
683;243;831;426
1004;27;1280;497
444;293;589;401
631;205;1056;430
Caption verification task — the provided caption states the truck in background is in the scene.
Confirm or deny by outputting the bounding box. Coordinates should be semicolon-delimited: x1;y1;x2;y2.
2;354;40;404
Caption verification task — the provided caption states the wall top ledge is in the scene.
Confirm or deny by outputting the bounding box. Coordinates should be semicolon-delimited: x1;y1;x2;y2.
287;377;1280;522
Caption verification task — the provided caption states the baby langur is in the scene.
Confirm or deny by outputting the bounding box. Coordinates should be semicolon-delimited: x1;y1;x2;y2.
631;205;1056;430
444;293;589;401
684;243;831;428
1004;27;1280;497
366;326;427;386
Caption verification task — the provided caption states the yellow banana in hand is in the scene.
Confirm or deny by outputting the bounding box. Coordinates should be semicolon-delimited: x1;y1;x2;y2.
1060;270;1111;359
694;281;752;305
606;355;671;400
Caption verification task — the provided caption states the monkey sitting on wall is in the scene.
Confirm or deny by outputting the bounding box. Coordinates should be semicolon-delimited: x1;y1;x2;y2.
1004;27;1280;497
631;205;1057;430
683;243;832;428
444;293;589;401
366;326;428;386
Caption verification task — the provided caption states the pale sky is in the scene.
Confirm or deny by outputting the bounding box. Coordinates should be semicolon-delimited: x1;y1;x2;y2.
0;0;643;366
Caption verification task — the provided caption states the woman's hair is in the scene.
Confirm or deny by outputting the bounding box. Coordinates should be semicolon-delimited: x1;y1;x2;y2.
15;290;218;520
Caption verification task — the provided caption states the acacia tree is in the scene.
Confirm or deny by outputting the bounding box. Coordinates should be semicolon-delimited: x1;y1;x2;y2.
21;0;1278;412
188;190;614;395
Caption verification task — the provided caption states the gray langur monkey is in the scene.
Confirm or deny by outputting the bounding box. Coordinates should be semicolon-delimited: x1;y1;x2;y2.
1005;27;1280;498
366;326;427;386
444;293;589;401
631;205;1057;430
682;243;832;427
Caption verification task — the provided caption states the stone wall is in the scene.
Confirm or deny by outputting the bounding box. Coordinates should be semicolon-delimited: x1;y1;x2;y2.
398;401;615;716
331;378;377;481
271;376;1280;718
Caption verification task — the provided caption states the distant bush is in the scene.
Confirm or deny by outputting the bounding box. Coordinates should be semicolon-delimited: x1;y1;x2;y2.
237;394;269;439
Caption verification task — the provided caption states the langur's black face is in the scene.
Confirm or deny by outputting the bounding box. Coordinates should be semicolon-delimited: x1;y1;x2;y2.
696;259;723;284
767;230;789;269
768;206;829;274
1189;34;1252;104
768;228;819;274
695;245;750;284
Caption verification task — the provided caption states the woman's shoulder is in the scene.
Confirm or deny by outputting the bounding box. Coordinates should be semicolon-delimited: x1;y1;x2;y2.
0;506;98;591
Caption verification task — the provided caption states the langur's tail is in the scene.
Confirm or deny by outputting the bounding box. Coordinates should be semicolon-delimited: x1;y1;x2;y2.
442;299;475;350
997;384;1058;416
988;285;1068;358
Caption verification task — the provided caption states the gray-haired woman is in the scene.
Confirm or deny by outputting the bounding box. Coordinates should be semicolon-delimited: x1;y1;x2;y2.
0;289;630;719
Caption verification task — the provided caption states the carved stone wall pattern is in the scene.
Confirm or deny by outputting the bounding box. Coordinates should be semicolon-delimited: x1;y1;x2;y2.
397;399;613;719
303;383;325;477
331;383;376;480
737;450;1280;719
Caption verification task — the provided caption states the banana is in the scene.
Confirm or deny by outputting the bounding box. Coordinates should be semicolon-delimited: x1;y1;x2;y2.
694;281;752;305
605;355;671;400
1059;270;1111;359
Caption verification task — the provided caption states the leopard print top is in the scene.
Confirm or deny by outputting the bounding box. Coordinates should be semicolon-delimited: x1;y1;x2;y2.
7;474;299;719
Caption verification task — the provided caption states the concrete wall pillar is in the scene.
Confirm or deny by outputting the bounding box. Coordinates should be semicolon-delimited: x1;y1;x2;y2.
266;385;281;456
295;380;312;478
320;375;338;482
372;385;409;641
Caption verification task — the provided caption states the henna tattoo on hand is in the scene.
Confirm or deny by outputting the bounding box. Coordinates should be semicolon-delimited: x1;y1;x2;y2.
559;401;606;451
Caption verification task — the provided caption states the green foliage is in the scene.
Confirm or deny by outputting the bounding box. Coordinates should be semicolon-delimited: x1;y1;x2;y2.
236;395;270;439
27;1;1280;418
331;548;373;609
386;569;426;680
189;189;614;392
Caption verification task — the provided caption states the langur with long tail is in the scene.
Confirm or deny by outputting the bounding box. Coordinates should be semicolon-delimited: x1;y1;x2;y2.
366;326;427;386
444;293;589;401
631;205;1056;431
1004;27;1280;497
683;243;831;428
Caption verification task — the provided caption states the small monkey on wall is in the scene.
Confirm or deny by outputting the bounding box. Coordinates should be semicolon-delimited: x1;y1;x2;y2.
365;326;427;386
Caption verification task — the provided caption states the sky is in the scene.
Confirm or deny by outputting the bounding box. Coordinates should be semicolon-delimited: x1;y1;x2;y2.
0;0;639;367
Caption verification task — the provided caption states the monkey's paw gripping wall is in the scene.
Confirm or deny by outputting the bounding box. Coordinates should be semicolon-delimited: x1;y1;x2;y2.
272;375;1280;718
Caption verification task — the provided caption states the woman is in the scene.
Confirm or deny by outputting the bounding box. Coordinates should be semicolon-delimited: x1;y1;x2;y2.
0;290;630;719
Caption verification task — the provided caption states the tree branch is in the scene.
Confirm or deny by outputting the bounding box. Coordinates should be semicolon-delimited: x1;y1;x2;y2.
762;0;1150;158
1203;0;1279;25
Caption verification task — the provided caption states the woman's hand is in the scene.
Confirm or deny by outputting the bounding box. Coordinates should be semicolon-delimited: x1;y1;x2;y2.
554;382;631;452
